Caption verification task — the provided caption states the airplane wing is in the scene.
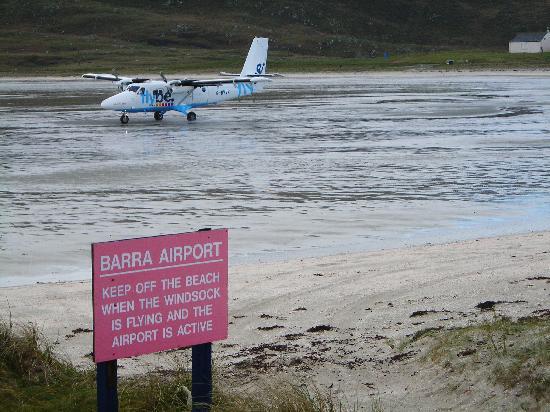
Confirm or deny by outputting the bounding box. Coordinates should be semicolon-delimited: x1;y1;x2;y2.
170;77;271;87
82;73;149;83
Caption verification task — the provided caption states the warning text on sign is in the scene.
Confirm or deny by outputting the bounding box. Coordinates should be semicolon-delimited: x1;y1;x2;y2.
92;229;228;363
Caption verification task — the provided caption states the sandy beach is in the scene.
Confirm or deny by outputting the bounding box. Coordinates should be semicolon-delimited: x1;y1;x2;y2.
1;230;548;410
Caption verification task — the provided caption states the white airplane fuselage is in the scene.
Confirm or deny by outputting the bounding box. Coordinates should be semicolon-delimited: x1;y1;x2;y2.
100;79;266;114
84;37;274;122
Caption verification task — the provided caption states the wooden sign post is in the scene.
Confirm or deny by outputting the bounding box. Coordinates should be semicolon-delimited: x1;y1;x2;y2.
97;360;118;412
192;342;213;411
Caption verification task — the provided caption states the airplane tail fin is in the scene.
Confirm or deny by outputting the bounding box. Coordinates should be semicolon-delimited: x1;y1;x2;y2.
241;37;269;77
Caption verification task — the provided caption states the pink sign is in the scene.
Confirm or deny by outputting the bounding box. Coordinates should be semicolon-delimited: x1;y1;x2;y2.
92;229;228;363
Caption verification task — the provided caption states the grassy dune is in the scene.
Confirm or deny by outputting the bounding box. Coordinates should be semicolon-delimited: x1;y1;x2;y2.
401;315;550;409
2;33;550;76
1;315;548;411
2;0;550;75
0;321;346;411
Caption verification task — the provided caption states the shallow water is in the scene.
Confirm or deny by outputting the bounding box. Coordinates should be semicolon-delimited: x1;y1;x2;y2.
1;73;550;285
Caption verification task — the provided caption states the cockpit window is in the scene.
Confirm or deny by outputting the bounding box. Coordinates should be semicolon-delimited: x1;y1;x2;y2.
127;85;140;93
138;87;145;95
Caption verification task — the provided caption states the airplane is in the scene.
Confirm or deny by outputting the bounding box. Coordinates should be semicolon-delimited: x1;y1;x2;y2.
82;37;279;124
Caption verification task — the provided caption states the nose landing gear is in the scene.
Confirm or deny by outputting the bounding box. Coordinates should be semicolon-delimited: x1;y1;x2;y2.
187;112;197;122
154;111;164;121
120;113;129;124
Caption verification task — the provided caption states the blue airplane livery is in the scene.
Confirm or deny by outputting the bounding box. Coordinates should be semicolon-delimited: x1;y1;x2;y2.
83;37;280;123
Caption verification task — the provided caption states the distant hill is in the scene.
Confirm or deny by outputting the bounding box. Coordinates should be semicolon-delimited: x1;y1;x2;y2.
1;0;550;73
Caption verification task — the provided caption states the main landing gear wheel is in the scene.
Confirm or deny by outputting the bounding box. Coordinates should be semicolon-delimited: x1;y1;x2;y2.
187;112;197;122
120;114;129;124
154;111;164;121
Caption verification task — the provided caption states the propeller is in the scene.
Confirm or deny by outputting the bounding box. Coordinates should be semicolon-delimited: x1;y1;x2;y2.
160;72;168;83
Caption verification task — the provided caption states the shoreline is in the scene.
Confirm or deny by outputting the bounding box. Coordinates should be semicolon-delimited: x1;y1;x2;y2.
2;68;550;80
3;222;548;288
1;230;549;408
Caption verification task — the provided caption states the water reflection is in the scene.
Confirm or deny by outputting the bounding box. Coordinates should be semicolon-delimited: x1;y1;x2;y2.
1;74;550;285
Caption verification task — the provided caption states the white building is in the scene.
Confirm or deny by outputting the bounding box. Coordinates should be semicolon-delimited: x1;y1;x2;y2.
509;31;550;53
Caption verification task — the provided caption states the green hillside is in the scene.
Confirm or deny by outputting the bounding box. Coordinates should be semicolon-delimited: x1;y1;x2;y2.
1;0;550;74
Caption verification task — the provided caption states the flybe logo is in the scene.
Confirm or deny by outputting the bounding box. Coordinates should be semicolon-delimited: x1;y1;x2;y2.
141;89;175;107
256;62;266;74
141;91;155;105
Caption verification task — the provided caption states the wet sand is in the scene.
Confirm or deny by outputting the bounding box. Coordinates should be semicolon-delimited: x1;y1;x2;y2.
1;230;549;409
2;72;550;286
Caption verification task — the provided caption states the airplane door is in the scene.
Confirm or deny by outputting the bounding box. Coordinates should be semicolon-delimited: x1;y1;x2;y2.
202;86;211;104
173;86;194;105
193;86;208;105
208;86;219;103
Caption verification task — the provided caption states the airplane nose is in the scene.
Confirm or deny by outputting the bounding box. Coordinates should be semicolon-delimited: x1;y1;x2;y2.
100;92;132;111
101;96;115;110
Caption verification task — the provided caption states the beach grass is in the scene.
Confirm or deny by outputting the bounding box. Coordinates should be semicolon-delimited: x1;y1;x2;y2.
2;315;548;410
0;321;349;411
402;315;550;406
0;322;97;410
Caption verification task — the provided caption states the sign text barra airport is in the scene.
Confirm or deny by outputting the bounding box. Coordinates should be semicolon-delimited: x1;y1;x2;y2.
92;229;228;363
